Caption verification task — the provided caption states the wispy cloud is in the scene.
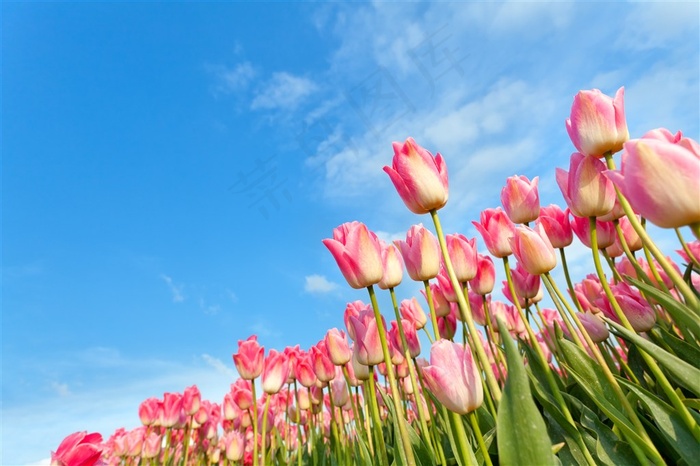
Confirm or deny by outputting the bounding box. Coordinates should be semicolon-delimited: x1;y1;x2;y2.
251;72;318;110
208;61;257;95
304;274;339;294
160;274;184;303
199;298;221;316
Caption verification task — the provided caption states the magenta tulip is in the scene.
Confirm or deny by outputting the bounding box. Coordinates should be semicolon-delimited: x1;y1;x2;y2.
51;431;103;466
421;339;483;414
323;221;384;289
383;137;449;214
566;87;629;157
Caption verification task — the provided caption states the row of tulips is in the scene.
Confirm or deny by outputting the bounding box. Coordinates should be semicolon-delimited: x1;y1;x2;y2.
52;86;700;466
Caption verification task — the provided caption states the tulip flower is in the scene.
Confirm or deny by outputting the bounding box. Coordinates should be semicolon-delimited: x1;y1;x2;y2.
395;224;441;281
556;152;616;218
509;263;541;301
51;431;103;466
571;215;616;249
348;311;384;366
325;328;352;365
421;281;452;316
604;136;700;229
182;385;201;416
500;175;540;224
310;342;336;383
233;335;264;380
577;312;609;343
343;300;371;341
294;352;318;387
537;204;573;249
161;392;184;428
469;253;496;295
383;137;449;214
435;266;459;302
617;215;643;252
322;221;384;289
421;339;483;414
509;223;557;275
437;310;458;340
390;319;421;358
378;240;404;290
138;397;160;426
399;297;428;330
472;207;515;258
566;87;629;157
444;233;478;282
262;349;290;394
142;432;162;459
596;282;657;332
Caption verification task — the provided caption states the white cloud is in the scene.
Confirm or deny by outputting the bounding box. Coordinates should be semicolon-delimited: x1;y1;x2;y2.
304;274;339;293
251;72;318;110
160;274;184;303
209;61;256;94
615;2;699;51
50;381;71;397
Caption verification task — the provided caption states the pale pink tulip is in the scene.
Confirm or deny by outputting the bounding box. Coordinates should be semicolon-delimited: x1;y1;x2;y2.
509;223;557;275
605;136;700;228
390;319;421;358
577;312;609;343
444;233;478;282
472;208;515;258
323;221;384;289
500;175;540;224
469;254;496;295
182;385;201;416
556;152;616;218
348;311;384;366
378;240;404;290
421;282;452;317
384;137;449;214
161;392;184;428
310;342;336;383
566;87;629;157
395;224;441;281
138;397;160;426
343;300;371;341
262;349;290;394
571;215;616;249
399;297;428;330
325;328;352;366
596;282;656;332
421;340;483;414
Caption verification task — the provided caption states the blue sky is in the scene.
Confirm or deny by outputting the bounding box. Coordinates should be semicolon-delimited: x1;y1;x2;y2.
3;2;698;463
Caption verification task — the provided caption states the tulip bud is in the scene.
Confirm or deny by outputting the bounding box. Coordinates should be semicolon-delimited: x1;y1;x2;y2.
473;208;515;258
500;175;540;224
395;224;441;281
322;222;384;289
378;240;404;290
556;152;616;218
509;224;557;275
566;87;629;158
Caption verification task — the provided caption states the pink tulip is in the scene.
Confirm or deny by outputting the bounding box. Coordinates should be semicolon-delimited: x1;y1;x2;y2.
435;266;459;303
399;297;428;330
51;431;103;466
310;342;336;383
233;335;264;380
138;397;160;426
123;427;144;457
469;254;496;295
677;240;700;264
577;312;609;343
472;208;516;258
571;215;616;249
348;311;384;366
349;348;370;382
444;233;478;282
161;392;184;428
230;378;253;410
604;136;700;228
378;240;404;290
322;221;384;289
500;175;540;224
222;431;245;461
509;263;541;302
325;328;352;365
437;306;458;340
142;432;162;459
343;300;372;341
383;137;449;214
421;340;483;414
262;349;290;394
395;224;441;281
294;352;318;388
596;282;656;332
421;281;452;317
182;385;201;416
509;223;557;275
468;290;488;326
617;216;643;252
537;204;573;249
556;152;616;218
390;319;421;358
566;87;629;157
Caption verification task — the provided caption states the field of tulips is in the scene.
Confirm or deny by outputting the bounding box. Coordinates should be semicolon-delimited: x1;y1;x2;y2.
51;87;700;466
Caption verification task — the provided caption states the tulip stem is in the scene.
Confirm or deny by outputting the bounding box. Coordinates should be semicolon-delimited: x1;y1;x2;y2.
367;367;389;466
367;285;417;466
260;394;271;466
604;153;700;311
559;247;584;313
423;280;442;341
448;410;474;466
469;411;493;466
430;209;502;403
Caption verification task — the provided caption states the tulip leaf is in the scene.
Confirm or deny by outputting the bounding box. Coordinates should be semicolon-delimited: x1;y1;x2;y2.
606;318;700;396
558;339;654;459
649;325;700;367
496;316;557;466
617;377;700;464
624;275;700;337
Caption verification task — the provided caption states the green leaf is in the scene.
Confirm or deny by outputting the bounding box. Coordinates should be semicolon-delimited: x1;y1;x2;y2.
606;319;700;396
624;275;700;337
558;339;654;459
496;316;557;466
617;377;700;464
649;326;700;367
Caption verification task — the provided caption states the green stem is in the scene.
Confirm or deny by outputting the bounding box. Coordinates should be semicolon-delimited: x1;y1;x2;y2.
423;280;442;341
368;367;390;466
448;411;474;466
559;247;584;313
602;249;623;283
367;285;417;466
469;411;493;466
430;209;502;402
605;153;700;310
260;394;271;466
